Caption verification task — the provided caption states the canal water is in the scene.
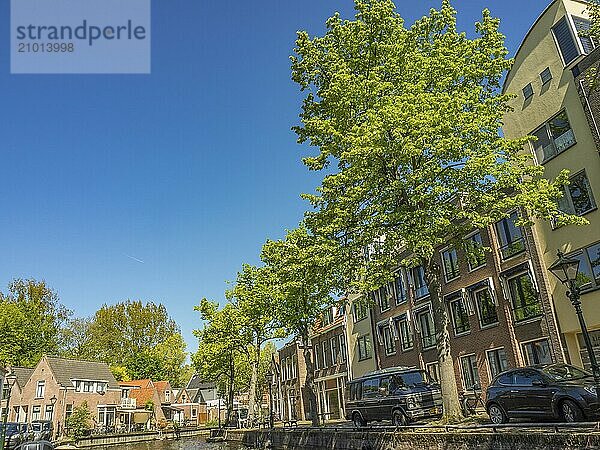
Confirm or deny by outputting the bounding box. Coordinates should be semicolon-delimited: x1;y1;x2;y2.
103;439;249;450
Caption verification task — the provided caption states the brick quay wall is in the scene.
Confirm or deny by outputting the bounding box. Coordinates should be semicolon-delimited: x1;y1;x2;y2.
228;426;600;450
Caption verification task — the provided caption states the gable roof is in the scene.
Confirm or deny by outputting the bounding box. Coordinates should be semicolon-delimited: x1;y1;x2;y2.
44;357;119;389
129;387;156;406
9;367;34;389
186;373;215;390
153;381;171;394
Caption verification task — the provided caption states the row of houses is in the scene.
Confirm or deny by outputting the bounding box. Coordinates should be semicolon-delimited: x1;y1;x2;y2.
270;0;600;424
0;356;220;436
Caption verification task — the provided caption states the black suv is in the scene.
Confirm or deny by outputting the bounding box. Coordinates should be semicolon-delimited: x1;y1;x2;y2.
345;366;443;427
486;363;600;424
0;422;25;450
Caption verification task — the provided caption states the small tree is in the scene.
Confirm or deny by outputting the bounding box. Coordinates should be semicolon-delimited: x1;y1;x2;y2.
291;0;583;418
65;401;92;440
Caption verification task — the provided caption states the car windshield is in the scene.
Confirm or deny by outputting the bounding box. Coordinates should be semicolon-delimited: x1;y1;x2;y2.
390;371;428;391
542;364;592;381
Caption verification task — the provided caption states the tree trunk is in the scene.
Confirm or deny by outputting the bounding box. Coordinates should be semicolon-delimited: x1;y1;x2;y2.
226;351;235;425
302;335;320;427
247;336;260;424
424;260;463;419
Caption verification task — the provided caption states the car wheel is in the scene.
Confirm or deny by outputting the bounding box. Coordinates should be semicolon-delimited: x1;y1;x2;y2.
352;412;366;428
488;404;508;424
561;400;583;423
392;410;409;427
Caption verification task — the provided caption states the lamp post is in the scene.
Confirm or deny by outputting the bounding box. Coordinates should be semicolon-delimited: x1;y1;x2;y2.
49;395;57;440
266;371;274;429
0;374;17;450
549;250;600;394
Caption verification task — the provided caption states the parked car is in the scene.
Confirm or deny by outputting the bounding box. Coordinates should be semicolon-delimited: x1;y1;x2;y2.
345;366;443;427
15;441;54;450
0;422;26;450
486;363;600;424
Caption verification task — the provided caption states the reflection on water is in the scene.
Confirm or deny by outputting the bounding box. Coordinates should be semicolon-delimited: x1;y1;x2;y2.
98;438;249;450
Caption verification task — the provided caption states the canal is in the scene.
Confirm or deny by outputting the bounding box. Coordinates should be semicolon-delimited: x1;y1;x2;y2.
100;439;249;450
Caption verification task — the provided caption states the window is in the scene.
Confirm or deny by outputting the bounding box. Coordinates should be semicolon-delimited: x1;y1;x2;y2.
540;67;552;85
292;355;298;378
460;354;480;390
487;348;509;379
508;272;542;322
426;362;440;383
394;271;408;304
2;384;9;400
532;110;576;163
551;16;595;66
74;380;82;393
380;324;396;356
474;287;498;327
522;83;533;100
96;382;106;394
442;248;460;281
36;381;45;399
417;309;436;349
412;266;429;299
330;336;338;364
45;405;54;421
339;335;347;362
558;171;596;216
322;308;333;326
465;232;486;270
32;406;41;421
352;301;368;322
362;379;379;398
449;296;470;335
513;369;545;386
495;212;525;260
191;408;197;418
65;404;73;420
322;340;329;368
313;343;320;370
566;243;600;291
83;381;94;393
165;390;170;402
396;315;413;351
523;339;552;365
374;286;390;312
357;335;372;361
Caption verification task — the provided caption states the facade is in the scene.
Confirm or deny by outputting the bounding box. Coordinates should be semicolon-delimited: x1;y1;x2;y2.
175;374;218;425
273;340;309;422
310;306;349;421
345;294;378;379
6;356;121;436
503;0;600;369
1;367;33;421
369;222;564;393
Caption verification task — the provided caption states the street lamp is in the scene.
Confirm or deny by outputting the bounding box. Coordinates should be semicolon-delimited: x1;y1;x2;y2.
266;371;274;429
0;373;17;450
549;250;600;394
49;395;57;439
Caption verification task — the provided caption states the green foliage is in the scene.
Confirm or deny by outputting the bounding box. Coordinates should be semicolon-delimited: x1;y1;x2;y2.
110;365;131;382
0;279;71;367
59;318;93;360
87;300;179;365
65;401;92;440
290;0;583;417
124;334;188;385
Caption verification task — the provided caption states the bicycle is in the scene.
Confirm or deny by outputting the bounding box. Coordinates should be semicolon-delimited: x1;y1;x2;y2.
460;383;485;416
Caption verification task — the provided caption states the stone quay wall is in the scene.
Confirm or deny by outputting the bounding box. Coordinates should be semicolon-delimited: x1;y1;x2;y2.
229;427;600;450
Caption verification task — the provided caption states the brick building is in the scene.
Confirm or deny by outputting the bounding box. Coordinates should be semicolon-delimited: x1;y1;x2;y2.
273;340;310;422
6;356;121;436
311;306;349;421
370;219;564;394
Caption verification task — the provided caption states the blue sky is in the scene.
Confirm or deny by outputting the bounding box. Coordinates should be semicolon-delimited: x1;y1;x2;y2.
0;0;551;354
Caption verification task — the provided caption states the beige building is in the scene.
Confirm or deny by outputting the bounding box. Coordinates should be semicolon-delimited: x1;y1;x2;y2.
503;0;600;369
345;294;377;379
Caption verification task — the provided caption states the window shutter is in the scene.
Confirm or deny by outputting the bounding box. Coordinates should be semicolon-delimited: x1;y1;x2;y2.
552;16;580;65
462;288;475;316
389;317;399;340
375;325;383;345
528;260;540;294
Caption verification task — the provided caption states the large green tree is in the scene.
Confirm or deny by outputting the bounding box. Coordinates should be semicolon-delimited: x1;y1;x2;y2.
291;0;582;417
0;279;71;367
261;226;345;426
226;264;282;423
87;300;179;365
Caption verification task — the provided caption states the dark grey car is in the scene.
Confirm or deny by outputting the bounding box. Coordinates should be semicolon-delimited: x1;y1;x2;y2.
345;367;443;427
486;363;600;424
